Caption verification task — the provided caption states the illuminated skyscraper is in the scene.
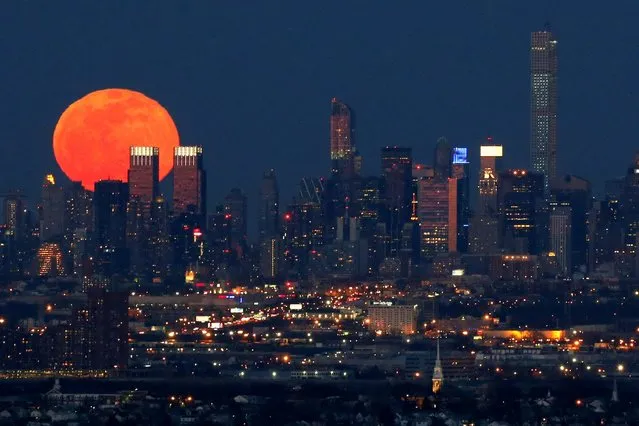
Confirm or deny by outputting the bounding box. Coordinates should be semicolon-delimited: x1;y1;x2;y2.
127;147;160;279
531;28;558;194
478;143;503;215
128;147;159;205
40;174;65;242
330;98;354;178
173;146;206;217
469;142;503;254
418;176;458;257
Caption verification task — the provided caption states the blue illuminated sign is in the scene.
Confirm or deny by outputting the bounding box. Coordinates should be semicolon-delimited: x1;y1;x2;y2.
452;147;469;164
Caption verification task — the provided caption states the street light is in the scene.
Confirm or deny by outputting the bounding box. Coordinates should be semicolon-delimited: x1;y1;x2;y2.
617;364;624;373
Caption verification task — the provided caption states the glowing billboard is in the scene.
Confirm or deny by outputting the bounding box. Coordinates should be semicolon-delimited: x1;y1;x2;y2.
452;147;469;164
480;145;503;157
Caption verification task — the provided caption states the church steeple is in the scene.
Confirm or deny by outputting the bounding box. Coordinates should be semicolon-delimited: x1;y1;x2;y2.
432;337;443;394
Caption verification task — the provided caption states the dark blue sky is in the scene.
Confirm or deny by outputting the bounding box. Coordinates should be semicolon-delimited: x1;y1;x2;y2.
1;1;639;233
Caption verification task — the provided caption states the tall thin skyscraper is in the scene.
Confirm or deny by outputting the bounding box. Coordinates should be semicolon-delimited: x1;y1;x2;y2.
531;28;558;194
550;201;572;276
173;146;206;217
381;147;413;258
452;148;470;253
258;169;279;242
127;147;160;279
330;98;354;178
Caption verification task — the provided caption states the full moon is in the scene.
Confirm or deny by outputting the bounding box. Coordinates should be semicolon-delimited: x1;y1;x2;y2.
53;88;180;191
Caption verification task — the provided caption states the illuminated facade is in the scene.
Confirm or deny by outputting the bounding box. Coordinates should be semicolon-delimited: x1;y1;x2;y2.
470;141;503;254
37;242;63;277
367;304;417;335
418;177;457;257
330;98;354;178
128;146;159;205
478;143;503;215
173;146;206;216
531;29;558;194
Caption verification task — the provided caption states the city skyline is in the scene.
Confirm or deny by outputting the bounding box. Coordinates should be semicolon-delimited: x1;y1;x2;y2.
1;2;639;230
3;5;639;419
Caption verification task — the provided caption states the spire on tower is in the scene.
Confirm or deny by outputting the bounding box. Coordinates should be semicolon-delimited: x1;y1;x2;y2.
432;337;443;394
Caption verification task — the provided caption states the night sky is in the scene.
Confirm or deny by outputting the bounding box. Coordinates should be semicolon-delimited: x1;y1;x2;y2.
1;1;639;236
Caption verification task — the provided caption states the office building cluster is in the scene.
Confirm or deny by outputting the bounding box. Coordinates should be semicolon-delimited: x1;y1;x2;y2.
0;29;636;287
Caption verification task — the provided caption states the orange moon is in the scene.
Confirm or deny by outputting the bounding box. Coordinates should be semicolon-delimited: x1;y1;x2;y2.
53;88;179;191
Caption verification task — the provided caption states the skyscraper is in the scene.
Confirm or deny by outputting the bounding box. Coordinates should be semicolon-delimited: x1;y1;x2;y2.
128;146;159;205
418;176;457;257
224;188;248;248
173;146;206;217
550;201;572;276
551;175;592;272
531;28;558;194
72;287;129;370
3;191;24;239
434;137;452;180
498;169;545;254
381;147;413;258
330;98;354;178
478;143;503;215
258;169;279;242
40;174;65;243
93;180;129;276
452;147;470;253
63;182;92;273
127;147;160;279
469;142;503;254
